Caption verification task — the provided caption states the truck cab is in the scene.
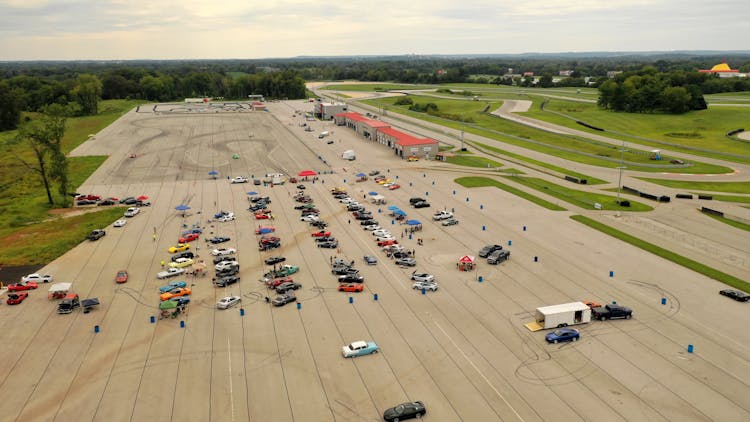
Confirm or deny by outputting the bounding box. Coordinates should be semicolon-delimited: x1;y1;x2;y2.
592;304;632;320
58;293;80;314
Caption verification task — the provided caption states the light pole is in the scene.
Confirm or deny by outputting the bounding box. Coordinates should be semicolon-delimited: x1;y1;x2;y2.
460;114;466;151
616;139;627;207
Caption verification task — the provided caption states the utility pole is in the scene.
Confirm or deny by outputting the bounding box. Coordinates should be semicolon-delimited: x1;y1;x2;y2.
460;114;466;151
616;139;627;209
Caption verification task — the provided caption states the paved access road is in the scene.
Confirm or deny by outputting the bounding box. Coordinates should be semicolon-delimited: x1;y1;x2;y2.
1;101;748;422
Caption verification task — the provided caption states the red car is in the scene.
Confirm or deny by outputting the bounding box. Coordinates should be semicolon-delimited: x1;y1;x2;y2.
76;194;101;201
115;270;129;284
377;239;399;247
311;231;331;237
8;281;39;292
267;276;293;288
338;283;364;293
179;233;200;243
7;292;29;305
259;236;280;244
255;213;270;220
388;184;401;190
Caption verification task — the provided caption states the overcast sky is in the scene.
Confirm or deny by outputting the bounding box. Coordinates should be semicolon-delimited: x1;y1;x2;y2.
1;0;748;60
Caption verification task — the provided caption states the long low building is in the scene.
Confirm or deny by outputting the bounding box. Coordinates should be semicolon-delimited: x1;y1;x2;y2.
335;112;438;159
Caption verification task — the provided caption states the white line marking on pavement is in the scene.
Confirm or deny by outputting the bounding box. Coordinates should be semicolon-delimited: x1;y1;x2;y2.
435;321;526;422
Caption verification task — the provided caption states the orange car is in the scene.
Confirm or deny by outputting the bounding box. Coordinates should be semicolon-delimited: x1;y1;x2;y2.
179;233;199;243
160;287;192;301
338;283;364;293
583;301;602;310
377;239;398;247
115;270;129;284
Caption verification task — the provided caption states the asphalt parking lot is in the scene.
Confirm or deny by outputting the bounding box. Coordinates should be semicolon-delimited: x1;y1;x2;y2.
1;101;748;422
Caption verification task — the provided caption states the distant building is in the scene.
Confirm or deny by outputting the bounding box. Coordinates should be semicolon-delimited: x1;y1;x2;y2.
522;72;534;77
315;102;347;120
607;71;622;78
335;112;438;159
559;70;573;77
699;61;746;78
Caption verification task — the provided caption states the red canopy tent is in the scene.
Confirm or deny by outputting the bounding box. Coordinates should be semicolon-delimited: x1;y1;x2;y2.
298;170;317;177
457;255;476;271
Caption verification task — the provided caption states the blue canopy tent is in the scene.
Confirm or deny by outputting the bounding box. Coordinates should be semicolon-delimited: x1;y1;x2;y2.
387;205;399;211
356;173;366;177
394;209;407;216
246;191;258;196
368;191;378;196
175;204;191;217
208;170;219;179
406;219;421;225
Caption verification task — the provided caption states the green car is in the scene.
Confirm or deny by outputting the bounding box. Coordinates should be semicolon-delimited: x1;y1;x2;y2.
276;265;299;276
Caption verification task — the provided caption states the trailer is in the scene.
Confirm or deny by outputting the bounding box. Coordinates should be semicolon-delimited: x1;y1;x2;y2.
342;150;356;161
525;302;591;331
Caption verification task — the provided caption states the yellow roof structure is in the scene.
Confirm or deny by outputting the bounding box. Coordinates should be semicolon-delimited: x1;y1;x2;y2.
710;63;732;72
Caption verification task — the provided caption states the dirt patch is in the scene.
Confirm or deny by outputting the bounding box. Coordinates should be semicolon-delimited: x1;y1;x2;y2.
1;264;43;284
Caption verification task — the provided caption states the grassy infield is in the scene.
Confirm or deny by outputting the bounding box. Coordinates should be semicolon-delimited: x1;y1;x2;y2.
324;83;750;291
0;100;142;266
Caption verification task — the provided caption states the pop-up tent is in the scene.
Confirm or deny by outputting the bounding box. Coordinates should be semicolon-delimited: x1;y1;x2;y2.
48;282;72;299
457;255;476;271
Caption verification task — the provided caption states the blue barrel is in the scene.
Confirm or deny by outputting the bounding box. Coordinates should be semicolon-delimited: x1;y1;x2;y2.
482;226;486;231
94;325;100;333
240;308;245;316
478;276;483;283
534;256;538;262
349;297;353;304
421;288;426;295
661;298;667;305
609;271;614;278
373;293;379;301
523;225;527;231
180;320;185;328
508;240;512;246
297;302;301;310
687;344;694;353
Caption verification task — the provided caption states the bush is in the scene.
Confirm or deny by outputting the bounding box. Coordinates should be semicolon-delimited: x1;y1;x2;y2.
394;97;413;106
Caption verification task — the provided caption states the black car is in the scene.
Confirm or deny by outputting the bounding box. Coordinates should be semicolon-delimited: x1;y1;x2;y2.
248;204;267;212
383;401;426;421
413;201;430;208
259;241;281;251
311;220;328;228
409;197;426;205
214;276;239;287
208;236;231;244
347;204;364;211
338;273;364;283
275;281;302;294
360;219;378;226
478;244;503;258
332;266;359;276
272;292;296;307
355;214;373;220
250;196;271;203
216;266;240;277
120;197;137;205
317;240;338;249
264;256;286;266
97;199;116;206
389;251;410;259
172;251;195;262
297;184;306;190
253;179;261;185
719;289;750;302
213;256;237;265
315;236;336;243
87;229;106;241
77;199;97;206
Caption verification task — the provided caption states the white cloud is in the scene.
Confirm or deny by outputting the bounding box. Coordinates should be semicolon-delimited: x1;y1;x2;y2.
0;0;747;59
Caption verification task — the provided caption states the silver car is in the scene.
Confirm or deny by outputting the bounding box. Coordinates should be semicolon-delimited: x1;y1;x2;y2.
217;296;241;309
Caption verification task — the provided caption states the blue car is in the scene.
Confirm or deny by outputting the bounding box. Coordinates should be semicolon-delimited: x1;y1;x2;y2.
181;228;203;236
342;340;379;357
159;281;187;293
545;328;580;344
169;296;191;306
208;236;231;244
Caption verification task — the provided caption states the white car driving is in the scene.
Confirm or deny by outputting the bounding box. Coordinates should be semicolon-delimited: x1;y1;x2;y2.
22;273;53;283
432;210;453;221
218;213;235;222
113;219;127;227
124;207;140;217
300;214;320;222
217;296;241;309
413;280;438;291
339;197;355;204
375;234;395;242
364;225;381;231
215;261;239;272
157;267;185;279
230;176;248;184
211;248;237;256
372;230;391;237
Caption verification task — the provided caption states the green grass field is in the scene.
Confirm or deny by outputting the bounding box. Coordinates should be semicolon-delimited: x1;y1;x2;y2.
445;154;503;168
524;98;750;164
455;176;567;211
505;176;653;211
637;178;750;194
364;95;731;174
0;207;125;266
571;215;750;292
321;83;432;92
0;99;141;265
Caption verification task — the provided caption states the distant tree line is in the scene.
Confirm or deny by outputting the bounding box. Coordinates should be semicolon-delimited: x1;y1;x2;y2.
0;63;306;131
597;67;714;114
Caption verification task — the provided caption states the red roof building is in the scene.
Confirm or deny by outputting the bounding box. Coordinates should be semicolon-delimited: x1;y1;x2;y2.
335;112;438;159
